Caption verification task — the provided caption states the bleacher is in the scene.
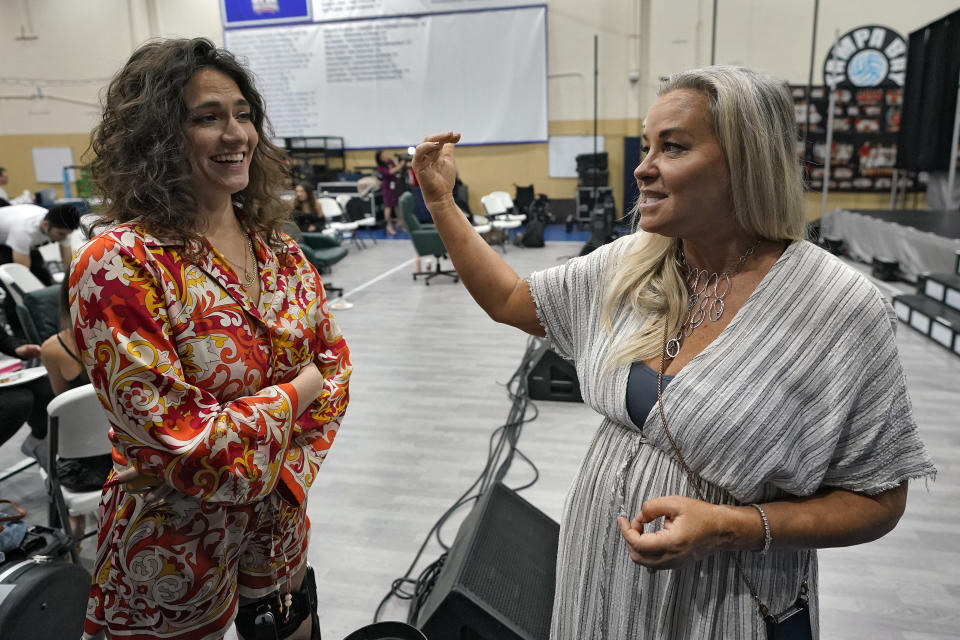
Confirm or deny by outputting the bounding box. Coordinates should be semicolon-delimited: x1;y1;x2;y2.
893;250;960;357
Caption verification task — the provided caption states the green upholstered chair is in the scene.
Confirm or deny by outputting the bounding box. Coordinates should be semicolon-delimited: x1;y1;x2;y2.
18;284;61;345
398;192;458;285
286;223;348;298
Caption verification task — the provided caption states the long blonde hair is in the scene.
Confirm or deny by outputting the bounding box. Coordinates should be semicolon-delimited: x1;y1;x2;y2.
601;66;807;367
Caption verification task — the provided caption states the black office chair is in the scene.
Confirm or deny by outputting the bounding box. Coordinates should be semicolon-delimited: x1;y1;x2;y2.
345;197;378;245
513;184;536;215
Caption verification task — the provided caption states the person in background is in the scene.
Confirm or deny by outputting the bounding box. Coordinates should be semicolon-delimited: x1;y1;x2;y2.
0;201;81;340
376;149;405;235
40;275;114;540
291;181;326;232
0;201;79;284
0;167;9;204
453;174;472;217
0;167;33;205
73;37;350;640
0;323;50;457
412;65;935;638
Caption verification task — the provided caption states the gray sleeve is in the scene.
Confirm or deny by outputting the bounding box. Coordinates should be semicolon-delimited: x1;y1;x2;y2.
526;237;630;361
812;283;936;494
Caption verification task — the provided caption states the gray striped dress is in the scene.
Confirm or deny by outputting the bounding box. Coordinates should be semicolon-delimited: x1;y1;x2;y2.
527;237;936;639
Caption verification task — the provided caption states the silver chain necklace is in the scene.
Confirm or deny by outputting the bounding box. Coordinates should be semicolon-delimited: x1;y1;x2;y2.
665;239;760;358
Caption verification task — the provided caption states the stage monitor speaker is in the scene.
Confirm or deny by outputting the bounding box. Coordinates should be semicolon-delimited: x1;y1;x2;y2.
575;151;608;172
527;343;582;403
417;483;559;640
576;186;614;221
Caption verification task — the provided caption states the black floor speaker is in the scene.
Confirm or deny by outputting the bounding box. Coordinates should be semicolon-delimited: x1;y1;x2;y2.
417;483;559;640
526;343;582;403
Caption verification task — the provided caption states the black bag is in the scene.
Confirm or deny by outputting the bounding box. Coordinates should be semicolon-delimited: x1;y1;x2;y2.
0;525;91;640
521;217;545;247
520;194;549;247
58;454;114;492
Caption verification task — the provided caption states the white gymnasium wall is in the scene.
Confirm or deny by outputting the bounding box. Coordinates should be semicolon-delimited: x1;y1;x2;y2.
0;0;957;135
0;0;222;135
641;0;959;110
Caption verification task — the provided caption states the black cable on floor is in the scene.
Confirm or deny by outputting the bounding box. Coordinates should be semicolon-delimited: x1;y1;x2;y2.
373;335;545;625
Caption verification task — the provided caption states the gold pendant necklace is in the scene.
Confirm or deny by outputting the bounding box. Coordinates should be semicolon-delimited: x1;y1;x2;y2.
243;235;257;288
221;234;257;289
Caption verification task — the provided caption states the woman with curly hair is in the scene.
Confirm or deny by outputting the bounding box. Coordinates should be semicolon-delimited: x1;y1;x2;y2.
73;38;351;640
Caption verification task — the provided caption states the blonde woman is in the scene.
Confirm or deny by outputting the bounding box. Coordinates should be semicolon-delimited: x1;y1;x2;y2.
412;66;934;639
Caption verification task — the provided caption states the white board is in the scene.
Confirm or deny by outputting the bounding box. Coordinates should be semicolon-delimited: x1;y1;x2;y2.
225;6;547;148
310;0;530;21
549;136;605;178
32;147;75;183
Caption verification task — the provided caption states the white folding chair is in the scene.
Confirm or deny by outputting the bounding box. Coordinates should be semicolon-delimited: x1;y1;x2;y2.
318;196;364;249
481;193;521;252
44;384;112;561
0;263;45;307
489;191;527;223
480;193;507;217
36;243;65;283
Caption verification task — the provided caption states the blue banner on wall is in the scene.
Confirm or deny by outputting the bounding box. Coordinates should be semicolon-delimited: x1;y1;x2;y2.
221;0;311;28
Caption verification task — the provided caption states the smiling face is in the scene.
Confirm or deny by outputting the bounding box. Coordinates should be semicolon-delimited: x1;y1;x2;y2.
634;89;734;240
182;68;259;211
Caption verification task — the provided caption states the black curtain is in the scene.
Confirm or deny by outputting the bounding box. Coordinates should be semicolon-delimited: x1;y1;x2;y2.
897;9;960;171
623;137;642;217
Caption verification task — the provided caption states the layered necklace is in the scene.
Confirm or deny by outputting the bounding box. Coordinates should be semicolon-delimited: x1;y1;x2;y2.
665;239;759;358
222;234;258;289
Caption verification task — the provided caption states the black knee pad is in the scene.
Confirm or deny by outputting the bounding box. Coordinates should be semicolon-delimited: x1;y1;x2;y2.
235;566;320;640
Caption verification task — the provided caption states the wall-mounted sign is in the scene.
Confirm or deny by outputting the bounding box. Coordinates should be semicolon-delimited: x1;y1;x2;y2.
221;0;311;28
823;25;907;89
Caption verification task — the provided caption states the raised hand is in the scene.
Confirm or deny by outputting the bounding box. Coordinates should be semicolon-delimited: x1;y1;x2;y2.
412;132;461;206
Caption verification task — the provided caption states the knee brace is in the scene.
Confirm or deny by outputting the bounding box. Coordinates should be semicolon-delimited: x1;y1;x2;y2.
235;565;320;640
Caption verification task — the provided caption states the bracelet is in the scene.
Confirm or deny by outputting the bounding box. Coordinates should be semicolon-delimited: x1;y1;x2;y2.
749;503;771;556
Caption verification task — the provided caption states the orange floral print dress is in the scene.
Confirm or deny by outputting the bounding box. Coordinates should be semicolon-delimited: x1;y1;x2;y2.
70;222;351;640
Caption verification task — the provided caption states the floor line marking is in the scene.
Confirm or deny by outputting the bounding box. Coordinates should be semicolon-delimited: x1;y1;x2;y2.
331;257;416;303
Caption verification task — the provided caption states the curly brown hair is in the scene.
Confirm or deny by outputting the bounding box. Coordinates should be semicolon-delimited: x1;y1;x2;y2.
89;38;289;256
